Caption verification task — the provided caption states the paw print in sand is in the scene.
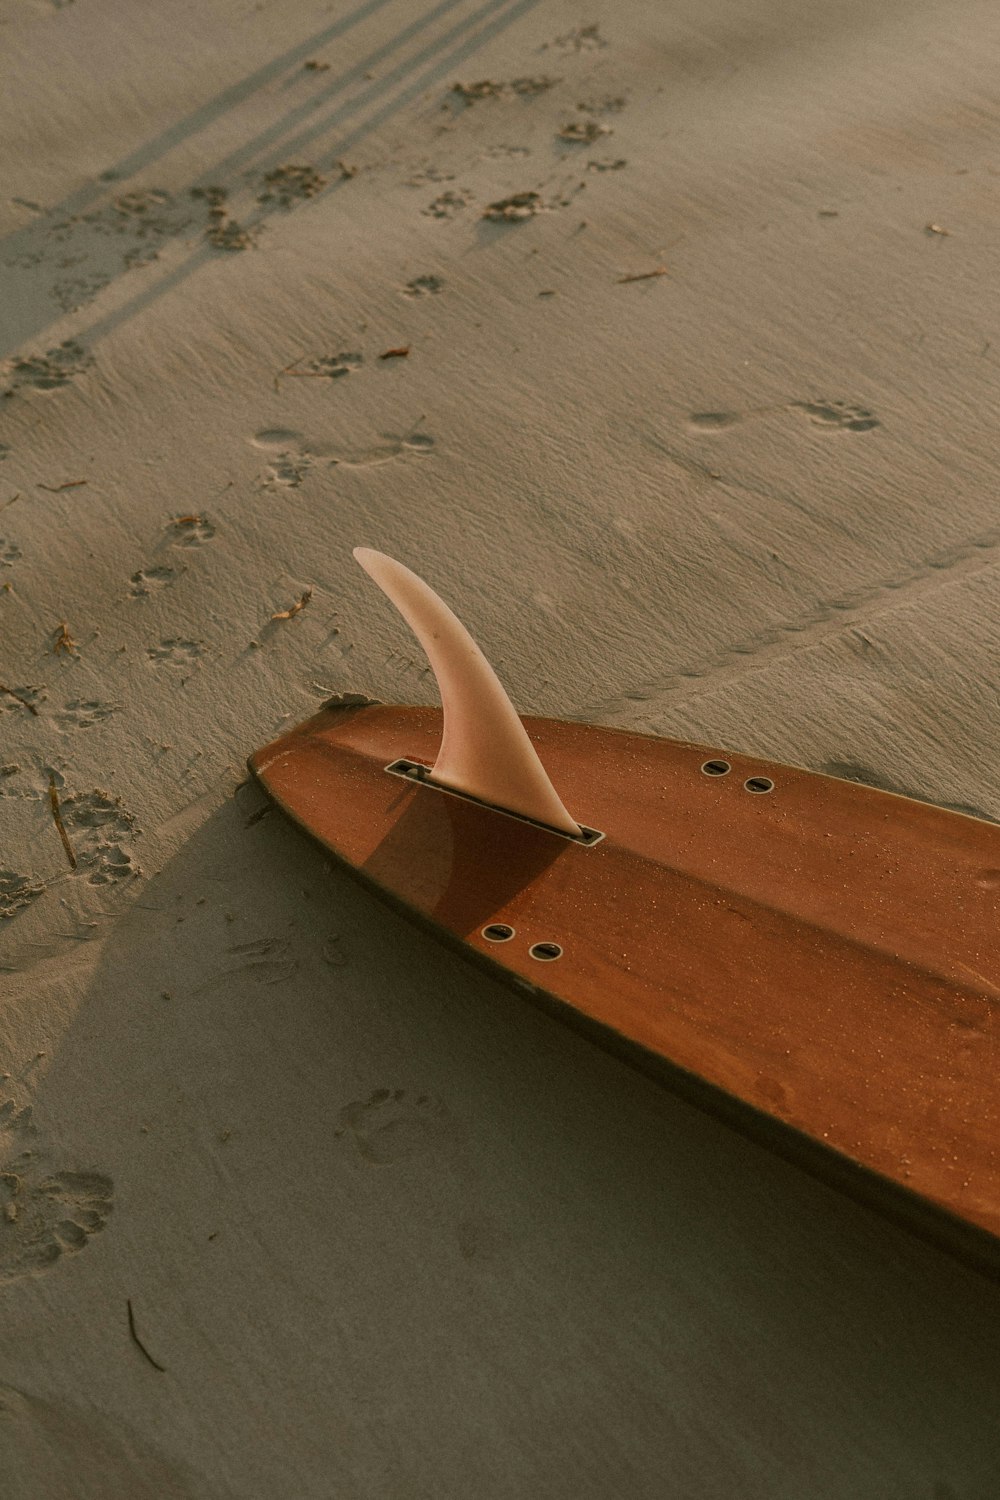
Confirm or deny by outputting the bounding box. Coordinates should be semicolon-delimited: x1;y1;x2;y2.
146;638;205;668
335;1088;453;1165
0;1100;113;1283
166;514;215;546
794;400;880;432
59;788;139;884
130;565;177;596
55;699;119;731
0;870;44;919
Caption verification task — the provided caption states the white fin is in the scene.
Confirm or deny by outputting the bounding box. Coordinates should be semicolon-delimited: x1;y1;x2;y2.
354;548;581;836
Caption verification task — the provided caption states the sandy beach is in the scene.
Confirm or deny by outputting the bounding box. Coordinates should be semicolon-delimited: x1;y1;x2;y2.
2;0;1000;1494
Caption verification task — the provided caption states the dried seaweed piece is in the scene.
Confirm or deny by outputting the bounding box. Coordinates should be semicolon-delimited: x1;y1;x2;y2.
48;776;76;870
271;589;312;621
617;266;668;283
0;686;39;716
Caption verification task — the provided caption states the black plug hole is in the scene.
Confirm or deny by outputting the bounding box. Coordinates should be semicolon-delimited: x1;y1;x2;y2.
482;923;515;942
529;942;563;961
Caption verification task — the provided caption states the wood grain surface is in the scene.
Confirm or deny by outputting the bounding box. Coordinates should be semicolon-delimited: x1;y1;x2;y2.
251;703;1000;1261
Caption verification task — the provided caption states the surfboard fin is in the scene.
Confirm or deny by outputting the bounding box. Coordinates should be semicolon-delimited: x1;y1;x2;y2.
353;548;581;836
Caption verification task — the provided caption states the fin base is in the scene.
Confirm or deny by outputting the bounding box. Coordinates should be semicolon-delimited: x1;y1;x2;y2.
384;759;605;845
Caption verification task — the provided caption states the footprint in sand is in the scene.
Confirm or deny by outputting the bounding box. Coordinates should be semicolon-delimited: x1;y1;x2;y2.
223;937;298;986
59;788;139;884
268;454;309;487
543;21;607;51
423;189;471;219
257;162;327;207
0;871;44;919
129;564;178;596
451;77;557;107
402;274;445;297
688;411;741;430
329;431;434;468
557;118;612;144
10;184;195;315
166;515;215;546
51;272;113;316
688;400;880;434
253;433;312;486
146;637;205;668
250;427;434;477
404;166;457;186
335;1088;453;1165
482;191;544;222
322;933;350;968
282;351;363;381
791;399;880;432
1;340;93;395
252;428;307;456
0;1100;113;1283
577;94;627;115
0;686;45;716
55;699;119;731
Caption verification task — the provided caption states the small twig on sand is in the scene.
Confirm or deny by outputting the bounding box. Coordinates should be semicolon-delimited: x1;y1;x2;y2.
379;346;410;360
48;776;76;869
127;1298;166;1372
275;358;325;382
37;479;87;493
1;492;20;511
617;266;668;283
0;685;38;716
271;588;312;621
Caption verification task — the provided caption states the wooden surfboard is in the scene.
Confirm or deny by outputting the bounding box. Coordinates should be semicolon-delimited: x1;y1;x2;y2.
249;551;999;1279
250;701;1000;1277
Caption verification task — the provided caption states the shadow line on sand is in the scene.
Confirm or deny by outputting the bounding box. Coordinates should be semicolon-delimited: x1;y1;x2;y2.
1;0;541;361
